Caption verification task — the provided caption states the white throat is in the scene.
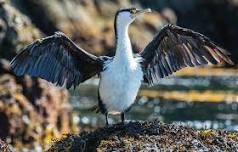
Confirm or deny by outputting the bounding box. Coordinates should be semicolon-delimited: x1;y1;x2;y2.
114;20;134;63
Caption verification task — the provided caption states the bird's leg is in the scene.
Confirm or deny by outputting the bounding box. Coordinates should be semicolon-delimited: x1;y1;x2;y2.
121;112;125;124
105;113;109;126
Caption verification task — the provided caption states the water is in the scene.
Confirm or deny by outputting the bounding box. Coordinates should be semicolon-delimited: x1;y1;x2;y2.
70;72;238;131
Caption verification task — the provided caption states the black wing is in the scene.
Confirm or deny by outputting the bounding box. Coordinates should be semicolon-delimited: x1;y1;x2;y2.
139;24;233;85
10;32;106;89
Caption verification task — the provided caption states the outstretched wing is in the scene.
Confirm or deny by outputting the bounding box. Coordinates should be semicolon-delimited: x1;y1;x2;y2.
139;24;233;85
10;32;106;89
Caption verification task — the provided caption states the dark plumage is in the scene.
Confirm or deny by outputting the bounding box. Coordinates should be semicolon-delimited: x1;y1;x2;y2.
10;32;107;89
140;24;233;85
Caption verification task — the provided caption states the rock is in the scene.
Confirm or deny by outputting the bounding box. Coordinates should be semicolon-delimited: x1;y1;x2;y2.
47;120;238;152
0;139;11;152
0;1;78;150
0;0;41;60
0;0;236;150
0;59;78;150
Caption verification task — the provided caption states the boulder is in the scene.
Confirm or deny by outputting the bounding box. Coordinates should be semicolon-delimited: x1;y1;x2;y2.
48;120;238;152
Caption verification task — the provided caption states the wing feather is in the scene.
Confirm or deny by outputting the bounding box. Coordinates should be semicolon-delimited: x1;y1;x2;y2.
139;24;233;85
10;32;107;89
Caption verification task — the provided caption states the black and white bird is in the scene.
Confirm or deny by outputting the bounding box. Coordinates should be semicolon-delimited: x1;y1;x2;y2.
10;8;233;125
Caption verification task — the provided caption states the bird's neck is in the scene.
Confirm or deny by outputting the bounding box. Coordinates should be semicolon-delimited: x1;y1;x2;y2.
114;23;134;63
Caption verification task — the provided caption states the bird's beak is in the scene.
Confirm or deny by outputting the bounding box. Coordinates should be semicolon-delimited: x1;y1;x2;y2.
132;8;151;18
135;8;152;15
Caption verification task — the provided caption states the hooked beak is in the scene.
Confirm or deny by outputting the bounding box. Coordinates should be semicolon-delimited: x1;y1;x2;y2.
137;8;152;14
131;8;152;19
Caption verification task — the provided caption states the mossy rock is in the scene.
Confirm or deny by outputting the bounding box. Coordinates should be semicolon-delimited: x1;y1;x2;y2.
48;120;238;152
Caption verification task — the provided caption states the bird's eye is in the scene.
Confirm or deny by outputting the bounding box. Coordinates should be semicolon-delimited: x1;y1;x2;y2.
130;9;137;14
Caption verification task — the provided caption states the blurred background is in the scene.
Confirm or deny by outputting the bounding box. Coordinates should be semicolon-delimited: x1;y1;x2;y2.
0;0;238;151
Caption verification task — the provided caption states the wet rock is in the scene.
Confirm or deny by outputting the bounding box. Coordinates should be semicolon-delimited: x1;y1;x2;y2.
48;120;238;152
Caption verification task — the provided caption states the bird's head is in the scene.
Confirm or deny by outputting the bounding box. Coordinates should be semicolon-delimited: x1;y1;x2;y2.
115;7;152;26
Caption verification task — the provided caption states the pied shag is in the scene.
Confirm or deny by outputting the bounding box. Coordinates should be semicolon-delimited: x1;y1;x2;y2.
10;8;233;125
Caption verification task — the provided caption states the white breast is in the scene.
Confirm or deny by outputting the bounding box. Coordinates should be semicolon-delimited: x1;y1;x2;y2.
99;59;143;115
100;14;144;115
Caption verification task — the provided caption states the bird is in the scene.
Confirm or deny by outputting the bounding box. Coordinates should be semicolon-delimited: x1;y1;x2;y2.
10;7;233;126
